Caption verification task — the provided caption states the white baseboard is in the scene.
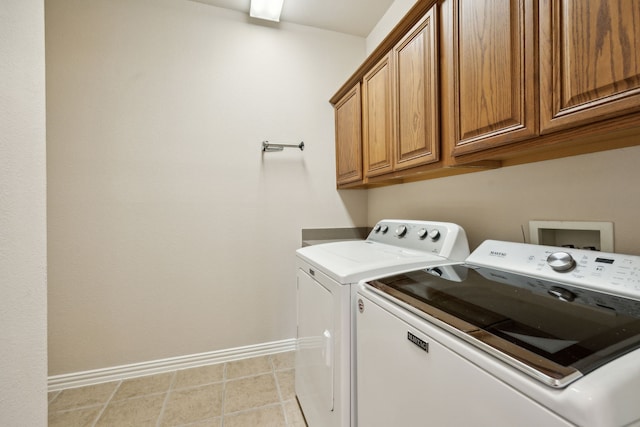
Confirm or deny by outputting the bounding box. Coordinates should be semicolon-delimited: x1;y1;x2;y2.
48;338;296;392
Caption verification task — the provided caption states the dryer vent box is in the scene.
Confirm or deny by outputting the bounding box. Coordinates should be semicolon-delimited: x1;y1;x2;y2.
529;221;614;252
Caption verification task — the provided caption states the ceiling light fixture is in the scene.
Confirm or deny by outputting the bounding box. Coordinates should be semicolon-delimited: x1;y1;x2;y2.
250;0;284;22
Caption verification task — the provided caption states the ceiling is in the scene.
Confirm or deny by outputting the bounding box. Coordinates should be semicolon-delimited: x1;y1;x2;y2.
190;0;396;37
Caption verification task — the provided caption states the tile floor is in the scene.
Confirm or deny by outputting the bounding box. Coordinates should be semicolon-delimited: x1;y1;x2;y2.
48;352;307;427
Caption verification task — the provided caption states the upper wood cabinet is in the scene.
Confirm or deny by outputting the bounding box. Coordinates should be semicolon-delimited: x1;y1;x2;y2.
444;0;538;157
393;6;439;170
361;7;440;180
539;0;640;133
334;84;363;186
331;0;640;188
362;54;394;177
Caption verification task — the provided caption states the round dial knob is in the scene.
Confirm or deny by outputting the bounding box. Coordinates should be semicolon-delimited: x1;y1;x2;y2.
547;252;576;272
395;225;407;237
417;228;428;239
380;225;389;233
428;229;441;241
373;224;381;233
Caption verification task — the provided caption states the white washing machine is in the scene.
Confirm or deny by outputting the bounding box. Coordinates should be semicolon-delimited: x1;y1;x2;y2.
295;219;470;427
356;240;640;426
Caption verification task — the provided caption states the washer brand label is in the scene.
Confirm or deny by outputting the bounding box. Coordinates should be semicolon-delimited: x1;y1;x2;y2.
407;332;428;353
490;272;509;280
490;251;507;257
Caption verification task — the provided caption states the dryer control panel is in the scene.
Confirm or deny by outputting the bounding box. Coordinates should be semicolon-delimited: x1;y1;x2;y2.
368;220;470;262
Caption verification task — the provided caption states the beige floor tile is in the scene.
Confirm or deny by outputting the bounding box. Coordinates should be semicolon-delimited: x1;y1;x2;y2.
225;355;272;379
173;363;224;389
271;351;295;371
48;381;118;412
48;353;304;427
48;407;102;427
224;374;280;413
160;383;223;426
223;404;286;427
95;393;165;427
283;399;307;426
112;372;173;401
275;369;295;401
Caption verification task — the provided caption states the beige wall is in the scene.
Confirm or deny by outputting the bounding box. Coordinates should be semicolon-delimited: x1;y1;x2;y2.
46;0;367;375
367;0;418;54
368;146;640;255
0;0;48;423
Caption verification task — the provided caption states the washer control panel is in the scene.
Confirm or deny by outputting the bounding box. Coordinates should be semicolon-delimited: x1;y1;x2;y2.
468;240;640;301
367;220;469;262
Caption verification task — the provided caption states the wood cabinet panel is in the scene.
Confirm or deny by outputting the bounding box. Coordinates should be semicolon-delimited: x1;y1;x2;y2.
540;0;640;133
362;54;394;177
448;0;537;156
334;84;363;186
393;6;439;170
332;0;640;188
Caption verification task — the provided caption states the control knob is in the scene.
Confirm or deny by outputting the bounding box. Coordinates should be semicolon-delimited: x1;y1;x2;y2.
373;224;381;233
395;225;407;237
547;252;576;272
417;228;428;239
381;225;389;233
428;229;440;241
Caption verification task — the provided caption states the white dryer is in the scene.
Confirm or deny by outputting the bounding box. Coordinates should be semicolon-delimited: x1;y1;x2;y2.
295;219;469;427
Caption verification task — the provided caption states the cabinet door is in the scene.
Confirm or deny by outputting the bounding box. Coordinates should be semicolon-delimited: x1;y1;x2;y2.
447;0;538;156
362;54;394;177
393;6;439;170
334;84;363;186
540;0;640;133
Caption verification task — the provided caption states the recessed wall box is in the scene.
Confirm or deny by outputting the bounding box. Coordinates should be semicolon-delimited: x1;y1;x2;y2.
529;220;614;252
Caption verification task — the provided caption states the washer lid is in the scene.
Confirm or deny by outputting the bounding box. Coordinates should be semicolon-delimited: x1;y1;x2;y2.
365;264;640;388
297;240;449;284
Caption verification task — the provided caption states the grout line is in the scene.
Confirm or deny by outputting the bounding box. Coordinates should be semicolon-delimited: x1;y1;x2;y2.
222;402;284;418
273;368;290;425
271;355;295;426
48;390;61;404
220;361;227;427
155;371;177;427
220;370;273;382
90;380;122;427
268;354;275;371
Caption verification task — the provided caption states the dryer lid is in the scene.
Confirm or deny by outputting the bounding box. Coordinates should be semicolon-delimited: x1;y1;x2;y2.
297;240;449;284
